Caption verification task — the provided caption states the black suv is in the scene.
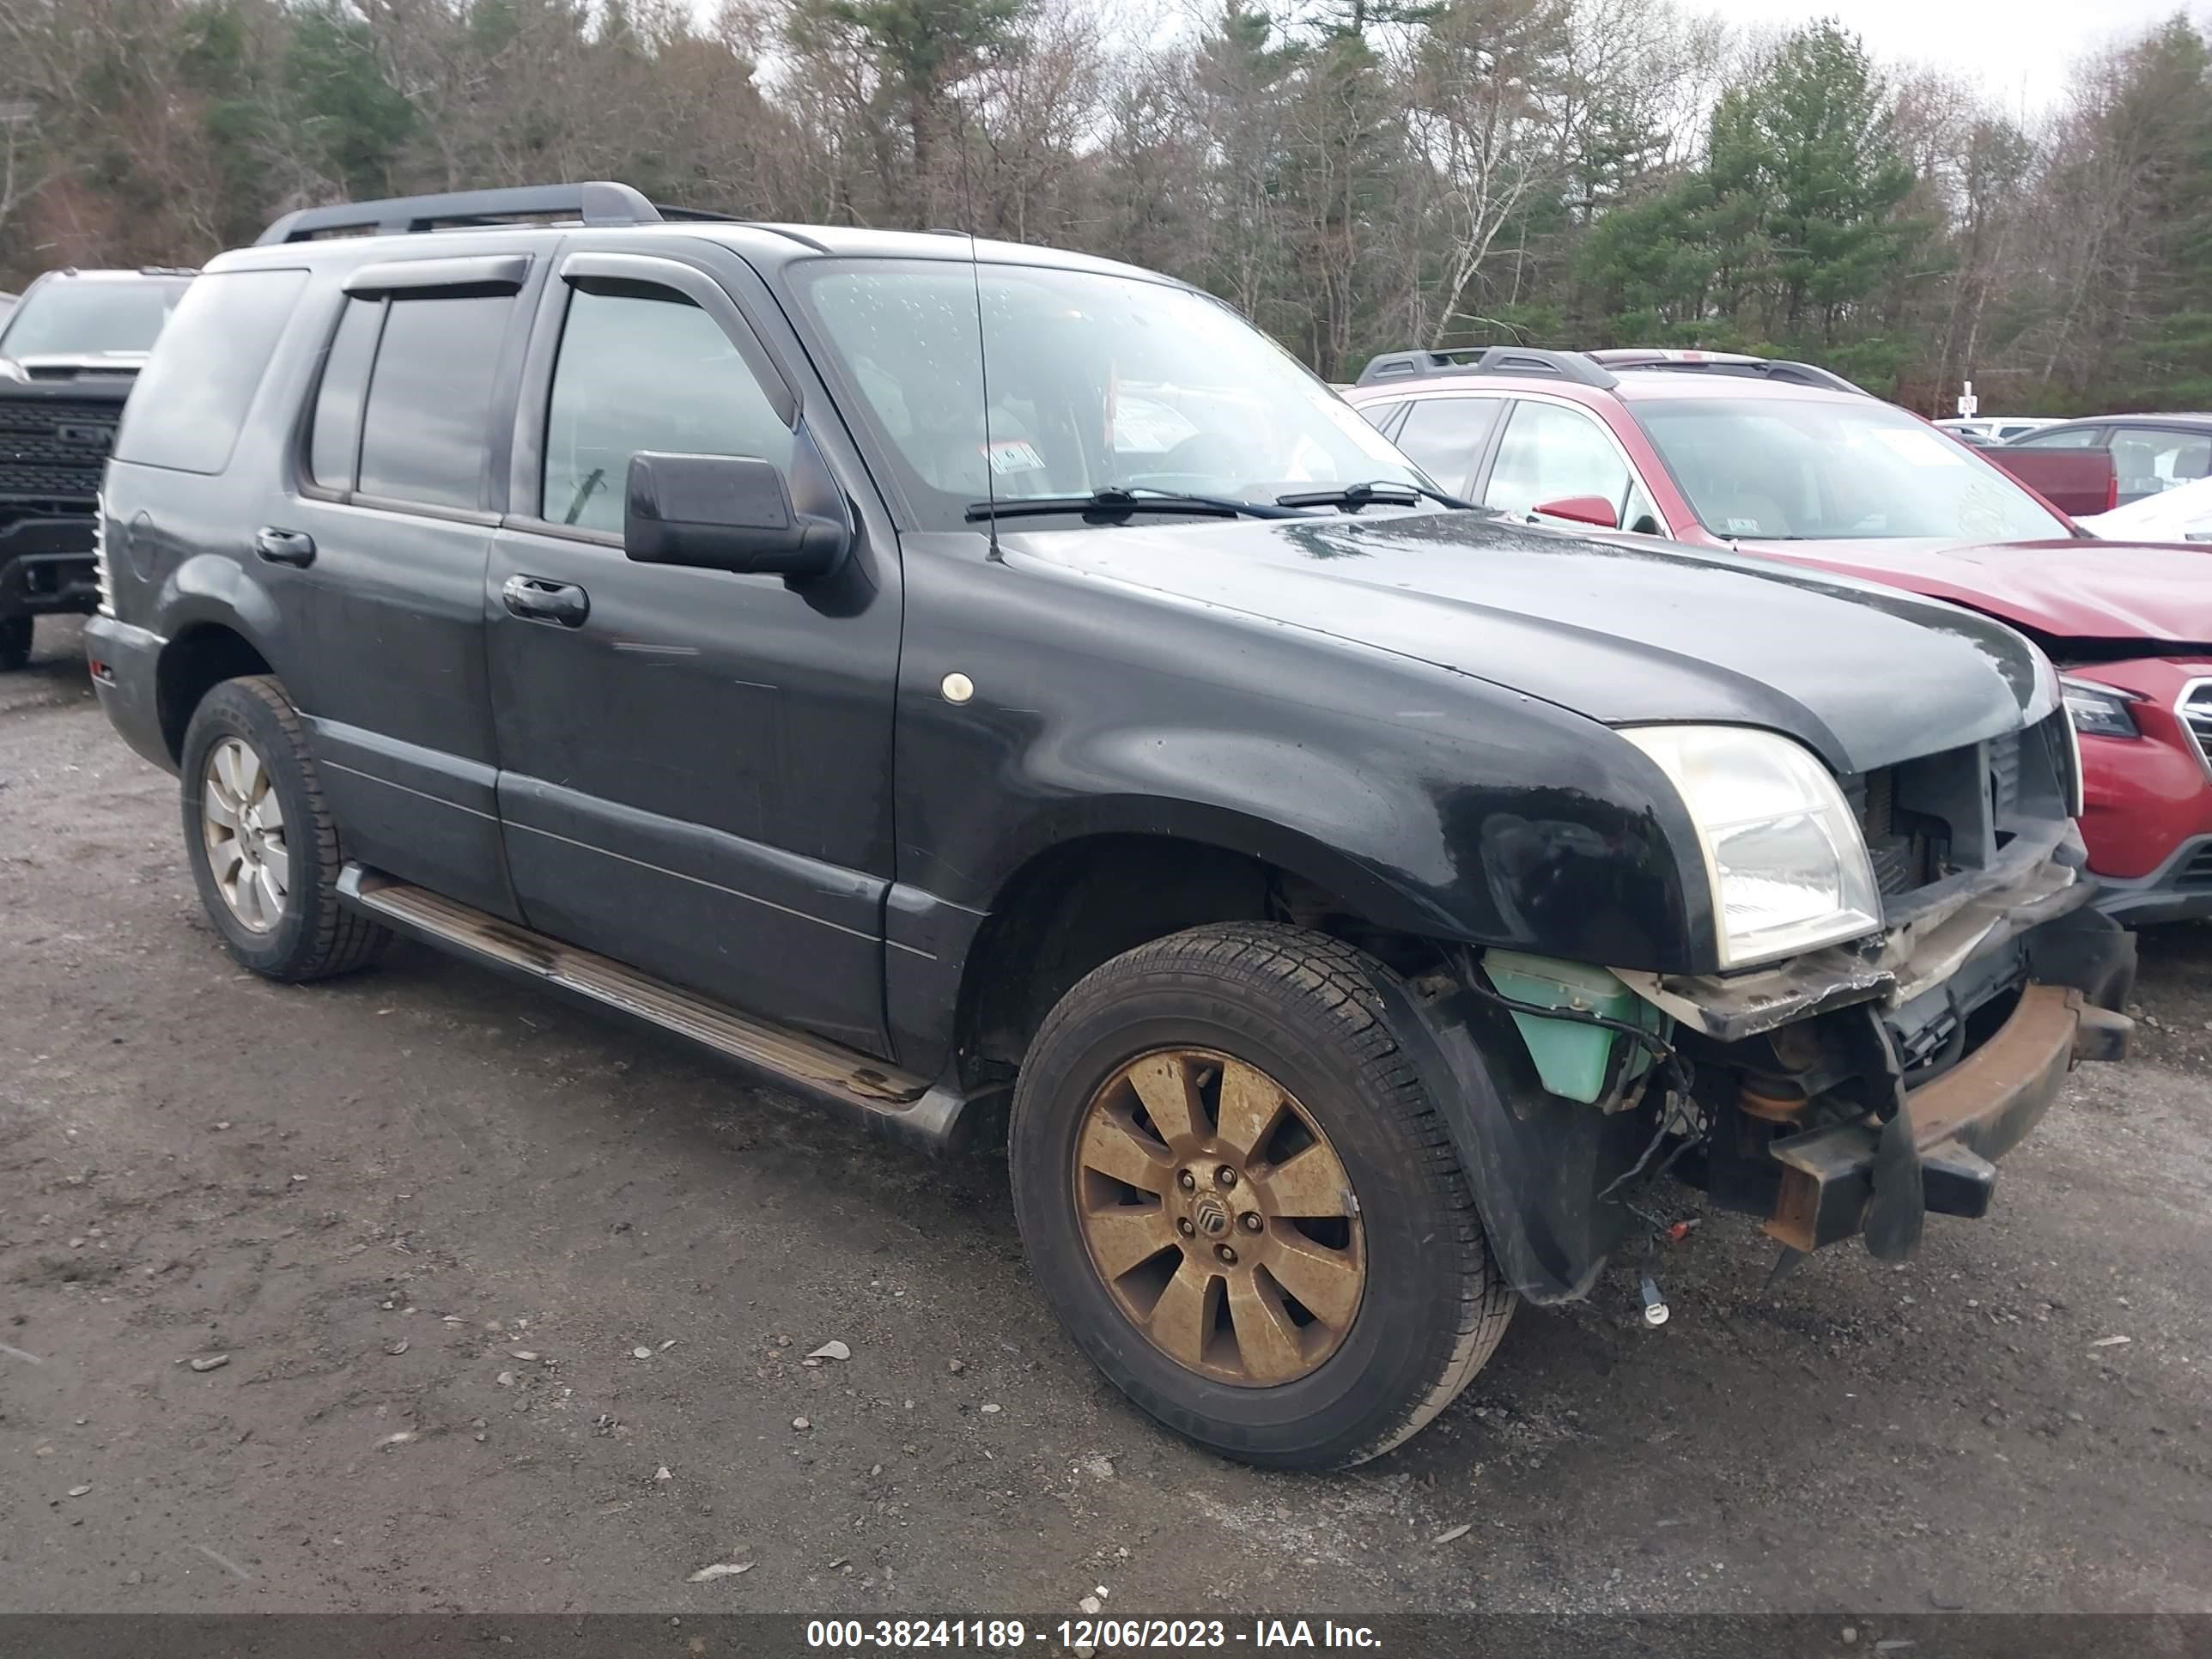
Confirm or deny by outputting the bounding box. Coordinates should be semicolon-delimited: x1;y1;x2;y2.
0;265;193;667
86;183;2132;1468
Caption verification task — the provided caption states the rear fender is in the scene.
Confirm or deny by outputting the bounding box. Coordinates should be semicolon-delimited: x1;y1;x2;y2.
155;552;283;656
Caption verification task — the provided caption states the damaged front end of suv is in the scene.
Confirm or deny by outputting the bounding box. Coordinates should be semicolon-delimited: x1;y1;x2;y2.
1387;693;2133;1304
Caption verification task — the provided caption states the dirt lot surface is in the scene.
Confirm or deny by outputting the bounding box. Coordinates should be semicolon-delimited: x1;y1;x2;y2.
3;617;2209;1618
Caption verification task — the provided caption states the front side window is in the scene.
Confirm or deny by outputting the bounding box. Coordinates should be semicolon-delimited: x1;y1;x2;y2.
1;276;191;360
2014;425;2103;449
1632;396;2072;542
1394;397;1503;494
541;282;793;533
795;258;1423;529
355;292;514;509
1484;400;1654;529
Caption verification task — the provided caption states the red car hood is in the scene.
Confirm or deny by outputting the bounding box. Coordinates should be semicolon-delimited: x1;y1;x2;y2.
1729;536;2212;646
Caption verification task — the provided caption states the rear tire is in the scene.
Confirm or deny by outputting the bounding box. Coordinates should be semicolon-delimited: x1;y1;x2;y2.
1011;922;1514;1469
0;616;31;671
179;675;392;981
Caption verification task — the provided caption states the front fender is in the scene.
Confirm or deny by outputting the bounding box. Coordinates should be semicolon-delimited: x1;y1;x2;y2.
953;702;1709;973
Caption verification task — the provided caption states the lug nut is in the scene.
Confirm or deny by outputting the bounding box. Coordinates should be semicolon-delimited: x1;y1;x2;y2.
1176;1218;1196;1237
1239;1212;1262;1232
1215;1165;1238;1188
1214;1244;1238;1266
1177;1170;1197;1192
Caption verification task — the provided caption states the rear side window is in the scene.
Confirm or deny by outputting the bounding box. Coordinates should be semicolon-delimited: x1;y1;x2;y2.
1394;396;1504;490
307;298;383;490
112;270;307;476
1354;399;1405;435
356;293;512;508
307;289;514;508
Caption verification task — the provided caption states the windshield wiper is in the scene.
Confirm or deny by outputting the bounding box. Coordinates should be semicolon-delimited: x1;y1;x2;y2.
965;487;1304;524
1276;479;1480;513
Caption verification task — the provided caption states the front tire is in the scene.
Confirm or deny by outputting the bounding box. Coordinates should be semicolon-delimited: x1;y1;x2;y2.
1011;923;1514;1469
0;616;31;671
179;675;391;981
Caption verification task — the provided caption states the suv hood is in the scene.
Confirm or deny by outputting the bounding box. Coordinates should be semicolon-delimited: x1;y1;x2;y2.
1014;511;2049;775
0;351;147;383
1729;536;2212;647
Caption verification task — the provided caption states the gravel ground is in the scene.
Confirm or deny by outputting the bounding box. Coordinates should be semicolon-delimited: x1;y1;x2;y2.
3;617;2209;1616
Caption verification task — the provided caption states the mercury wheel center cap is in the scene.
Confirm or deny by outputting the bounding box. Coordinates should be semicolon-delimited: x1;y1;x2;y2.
1192;1193;1231;1237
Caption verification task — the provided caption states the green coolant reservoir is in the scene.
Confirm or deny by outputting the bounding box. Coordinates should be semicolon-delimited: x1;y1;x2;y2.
1482;949;1670;1105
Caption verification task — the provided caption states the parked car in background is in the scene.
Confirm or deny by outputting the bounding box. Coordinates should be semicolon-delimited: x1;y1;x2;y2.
0;264;193;669
2005;412;2212;507
1978;444;2118;519
82;184;2132;1469
1939;416;2061;443
2077;472;2212;542
1346;347;2212;925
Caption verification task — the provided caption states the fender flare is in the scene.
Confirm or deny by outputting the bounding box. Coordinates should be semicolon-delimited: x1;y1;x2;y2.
1367;964;1652;1305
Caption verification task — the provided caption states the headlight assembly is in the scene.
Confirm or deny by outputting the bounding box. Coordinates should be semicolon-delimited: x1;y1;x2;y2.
2059;677;2141;741
1622;725;1882;969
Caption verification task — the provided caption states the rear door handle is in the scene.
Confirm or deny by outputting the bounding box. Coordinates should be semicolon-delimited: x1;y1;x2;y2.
502;574;590;628
254;526;316;567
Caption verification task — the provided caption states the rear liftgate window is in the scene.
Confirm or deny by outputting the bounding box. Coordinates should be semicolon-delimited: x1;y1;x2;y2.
112;269;310;476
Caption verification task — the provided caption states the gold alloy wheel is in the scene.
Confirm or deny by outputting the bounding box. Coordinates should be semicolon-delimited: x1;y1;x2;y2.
1072;1048;1366;1387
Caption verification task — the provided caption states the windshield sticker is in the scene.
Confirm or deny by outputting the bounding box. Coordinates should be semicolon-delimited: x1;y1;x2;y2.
1868;427;1966;467
1109;397;1200;453
1723;515;1765;534
983;439;1047;476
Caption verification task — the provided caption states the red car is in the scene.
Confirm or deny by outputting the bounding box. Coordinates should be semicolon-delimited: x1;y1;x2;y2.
1346;348;2212;924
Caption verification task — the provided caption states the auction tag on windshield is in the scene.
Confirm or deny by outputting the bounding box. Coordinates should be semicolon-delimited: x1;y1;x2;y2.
1868;428;1966;467
983;439;1047;476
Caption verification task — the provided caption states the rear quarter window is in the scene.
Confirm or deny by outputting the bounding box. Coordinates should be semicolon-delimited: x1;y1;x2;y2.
112;269;309;475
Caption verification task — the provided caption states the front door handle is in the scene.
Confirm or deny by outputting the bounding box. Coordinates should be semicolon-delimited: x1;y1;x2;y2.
254;526;316;567
502;574;590;628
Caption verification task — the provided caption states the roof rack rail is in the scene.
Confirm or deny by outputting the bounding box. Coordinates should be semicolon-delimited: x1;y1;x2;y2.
1356;345;1617;390
1586;348;1868;397
256;182;665;246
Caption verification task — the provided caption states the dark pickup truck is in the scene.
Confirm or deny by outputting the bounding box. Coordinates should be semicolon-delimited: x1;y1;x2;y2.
85;184;2133;1469
0;266;193;667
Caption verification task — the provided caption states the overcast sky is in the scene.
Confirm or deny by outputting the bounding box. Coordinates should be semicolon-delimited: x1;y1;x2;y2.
1703;0;2203;112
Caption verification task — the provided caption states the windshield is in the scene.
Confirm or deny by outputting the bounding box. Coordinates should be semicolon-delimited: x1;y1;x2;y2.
0;277;190;359
795;258;1423;529
1631;396;2071;543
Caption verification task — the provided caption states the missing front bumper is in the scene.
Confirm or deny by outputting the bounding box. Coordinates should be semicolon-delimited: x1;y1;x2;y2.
1761;984;2131;1252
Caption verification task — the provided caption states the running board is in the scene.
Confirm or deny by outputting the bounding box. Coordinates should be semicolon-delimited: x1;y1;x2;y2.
337;865;977;1152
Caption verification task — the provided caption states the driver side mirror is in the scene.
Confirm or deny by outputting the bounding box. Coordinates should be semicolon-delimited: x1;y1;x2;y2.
625;441;853;581
1531;495;1619;530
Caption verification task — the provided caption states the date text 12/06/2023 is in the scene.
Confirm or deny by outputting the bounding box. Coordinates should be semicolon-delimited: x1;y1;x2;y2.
803;1619;1386;1650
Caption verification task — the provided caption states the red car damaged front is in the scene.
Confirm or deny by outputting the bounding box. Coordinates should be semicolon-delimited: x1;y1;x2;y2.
1715;534;2212;926
1344;363;2212;922
1575;377;2212;927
